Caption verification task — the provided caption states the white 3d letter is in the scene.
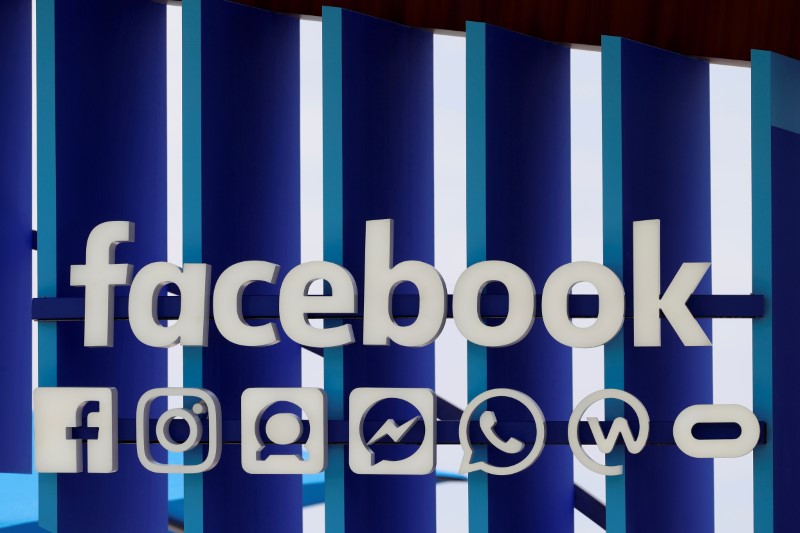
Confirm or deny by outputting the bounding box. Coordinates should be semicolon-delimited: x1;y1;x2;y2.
280;261;357;348
129;263;211;347
363;219;447;347
70;221;135;347
542;262;624;348
453;261;535;347
213;261;280;347
633;219;711;347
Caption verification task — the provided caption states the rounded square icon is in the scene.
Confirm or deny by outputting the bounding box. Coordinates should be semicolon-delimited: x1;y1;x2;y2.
34;387;118;474
349;388;436;475
241;388;328;474
136;387;221;474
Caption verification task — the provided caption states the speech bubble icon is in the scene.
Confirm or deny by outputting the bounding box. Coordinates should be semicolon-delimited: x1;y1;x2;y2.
365;415;423;465
458;388;547;476
349;388;436;475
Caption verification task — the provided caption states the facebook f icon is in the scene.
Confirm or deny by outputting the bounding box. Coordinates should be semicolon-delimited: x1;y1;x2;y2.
34;387;118;473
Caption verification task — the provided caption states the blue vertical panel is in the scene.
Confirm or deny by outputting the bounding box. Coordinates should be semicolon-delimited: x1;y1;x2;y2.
323;8;435;533
183;1;301;531
39;1;168;531
0;0;32;474
752;50;800;533
468;23;573;532
602;36;712;533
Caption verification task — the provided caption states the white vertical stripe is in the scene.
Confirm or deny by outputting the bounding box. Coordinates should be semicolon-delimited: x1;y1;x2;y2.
570;48;606;533
299;18;325;391
710;62;753;533
433;32;469;533
166;4;183;396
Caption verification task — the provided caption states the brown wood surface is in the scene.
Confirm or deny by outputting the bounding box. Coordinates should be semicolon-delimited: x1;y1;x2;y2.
232;0;800;61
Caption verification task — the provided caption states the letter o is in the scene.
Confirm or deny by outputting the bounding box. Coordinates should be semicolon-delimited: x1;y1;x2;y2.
453;261;535;347
542;262;624;348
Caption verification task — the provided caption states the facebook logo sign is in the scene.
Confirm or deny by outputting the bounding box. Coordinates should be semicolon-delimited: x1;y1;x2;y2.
34;387;118;473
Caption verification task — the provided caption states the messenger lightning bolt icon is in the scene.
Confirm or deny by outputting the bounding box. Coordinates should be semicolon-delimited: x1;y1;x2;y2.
367;416;421;444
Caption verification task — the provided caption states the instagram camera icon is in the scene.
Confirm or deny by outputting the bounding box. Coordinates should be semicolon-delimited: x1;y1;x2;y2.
34;387;118;473
241;388;327;474
136;388;221;474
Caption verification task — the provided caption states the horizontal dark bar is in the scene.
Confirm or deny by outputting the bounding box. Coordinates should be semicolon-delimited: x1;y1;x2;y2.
233;0;800;63
75;419;767;446
32;294;764;321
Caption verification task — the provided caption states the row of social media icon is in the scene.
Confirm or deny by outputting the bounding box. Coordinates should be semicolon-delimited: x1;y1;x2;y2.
35;386;545;476
34;386;760;477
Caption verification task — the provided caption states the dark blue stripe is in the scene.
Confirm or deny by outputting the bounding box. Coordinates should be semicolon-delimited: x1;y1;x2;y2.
0;0;32;474
767;125;800;533
333;10;436;533
478;24;574;532
752;50;800;533
194;1;301;531
49;1;168;530
614;38;713;532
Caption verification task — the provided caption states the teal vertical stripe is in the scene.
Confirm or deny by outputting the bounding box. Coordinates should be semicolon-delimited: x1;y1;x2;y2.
183;2;203;531
36;0;56;300
36;0;57;379
466;22;486;269
322;8;345;533
36;0;57;529
751;49;773;533
770;53;800;135
600;35;626;533
465;21;488;533
183;0;202;265
322;6;343;270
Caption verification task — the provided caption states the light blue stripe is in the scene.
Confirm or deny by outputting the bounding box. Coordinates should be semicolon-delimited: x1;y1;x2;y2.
183;347;203;390
751;49;774;533
37;473;56;533
36;0;56;301
770;52;800;135
322;8;345;533
183;0;202;266
466;343;488;533
466;22;486;269
465;21;488;533
182;2;203;531
600;35;626;533
183;449;204;533
324;446;345;532
36;0;57;529
322;7;343;269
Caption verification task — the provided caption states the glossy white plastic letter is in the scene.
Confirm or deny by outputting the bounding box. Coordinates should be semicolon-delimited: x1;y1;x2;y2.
280;261;357;348
633;219;711;347
129;263;211;347
453;261;535;347
70;221;135;347
542;262;624;348
363;219;447;347
213;261;280;347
